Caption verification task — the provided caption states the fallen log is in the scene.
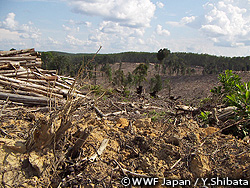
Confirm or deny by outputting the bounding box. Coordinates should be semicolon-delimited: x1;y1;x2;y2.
21;61;42;68
0;64;10;69
0;88;44;97
0;74;64;95
0;48;35;56
0;78;64;99
2;70;32;77
39;69;57;74
175;105;198;112
13;74;37;79
0;56;38;61
52;73;75;81
18;51;40;57
0;67;27;74
0;91;49;106
18;78;48;84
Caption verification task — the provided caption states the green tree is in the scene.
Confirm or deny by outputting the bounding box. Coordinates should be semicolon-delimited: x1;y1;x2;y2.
157;48;170;74
125;72;134;87
150;74;163;97
41;52;54;70
133;63;148;87
113;69;125;86
101;63;112;82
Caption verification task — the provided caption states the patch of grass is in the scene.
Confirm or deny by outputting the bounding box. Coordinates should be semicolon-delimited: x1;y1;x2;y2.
148;110;166;122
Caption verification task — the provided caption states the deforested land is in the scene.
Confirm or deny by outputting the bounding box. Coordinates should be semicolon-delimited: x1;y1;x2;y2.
0;48;249;187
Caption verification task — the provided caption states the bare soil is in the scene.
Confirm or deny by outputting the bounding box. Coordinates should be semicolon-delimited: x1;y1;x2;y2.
0;63;250;187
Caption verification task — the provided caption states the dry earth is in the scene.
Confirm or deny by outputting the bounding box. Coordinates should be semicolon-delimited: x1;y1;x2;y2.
0;65;250;188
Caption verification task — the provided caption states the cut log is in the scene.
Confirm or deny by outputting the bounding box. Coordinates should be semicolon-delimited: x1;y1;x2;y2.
2;70;32;77
17;51;41;57
39;69;57;74
0;88;44;97
18;78;48;84
217;106;237;121
175;105;198;112
0;67;26;74
0;74;62;94
12;75;38;79
52;73;75;81
21;61;42;68
0;78;63;99
0;64;10;69
0;56;37;61
0;60;26;64
0;48;35;56
0;91;49;106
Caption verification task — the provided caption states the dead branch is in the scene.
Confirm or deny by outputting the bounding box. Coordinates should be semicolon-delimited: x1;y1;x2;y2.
89;138;109;162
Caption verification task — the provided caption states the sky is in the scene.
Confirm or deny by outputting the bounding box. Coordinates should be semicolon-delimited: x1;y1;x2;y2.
1;0;250;57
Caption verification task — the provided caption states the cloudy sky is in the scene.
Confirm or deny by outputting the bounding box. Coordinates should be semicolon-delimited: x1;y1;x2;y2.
1;0;250;57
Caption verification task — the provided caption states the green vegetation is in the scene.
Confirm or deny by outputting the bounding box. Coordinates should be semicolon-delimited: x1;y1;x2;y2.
133;63;148;87
41;51;250;78
150;74;163;97
157;48;170;74
227;82;250;119
149;110;166;122
201;70;250;138
199;111;210;124
210;70;242;103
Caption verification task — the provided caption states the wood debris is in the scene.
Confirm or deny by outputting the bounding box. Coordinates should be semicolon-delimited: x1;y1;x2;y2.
0;48;85;107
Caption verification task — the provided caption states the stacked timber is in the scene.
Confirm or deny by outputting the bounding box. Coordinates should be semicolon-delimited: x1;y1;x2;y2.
0;48;84;106
0;48;42;69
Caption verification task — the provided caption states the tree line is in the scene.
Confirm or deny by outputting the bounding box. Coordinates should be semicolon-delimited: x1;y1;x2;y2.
41;50;250;77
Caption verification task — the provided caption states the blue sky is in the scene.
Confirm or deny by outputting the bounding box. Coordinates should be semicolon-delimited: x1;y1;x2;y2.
1;0;250;57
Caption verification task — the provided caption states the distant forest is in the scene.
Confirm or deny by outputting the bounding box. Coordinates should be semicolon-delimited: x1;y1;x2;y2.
41;51;250;77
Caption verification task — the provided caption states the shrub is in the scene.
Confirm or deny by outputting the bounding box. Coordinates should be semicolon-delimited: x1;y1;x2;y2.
210;70;241;103
203;70;250;138
227;82;250;118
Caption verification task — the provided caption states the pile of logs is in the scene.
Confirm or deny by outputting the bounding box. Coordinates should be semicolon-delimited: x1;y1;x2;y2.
0;48;84;106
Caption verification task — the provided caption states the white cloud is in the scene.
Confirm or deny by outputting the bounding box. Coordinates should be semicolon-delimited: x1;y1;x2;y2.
68;0;156;28
0;12;42;49
0;13;18;30
156;2;164;8
62;24;71;31
48;37;60;45
181;16;196;25
99;21;145;37
200;0;250;47
166;16;196;27
62;24;80;33
166;21;181;27
156;24;170;36
85;21;92;27
68;19;92;27
0;28;20;41
66;35;85;46
0;13;41;38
